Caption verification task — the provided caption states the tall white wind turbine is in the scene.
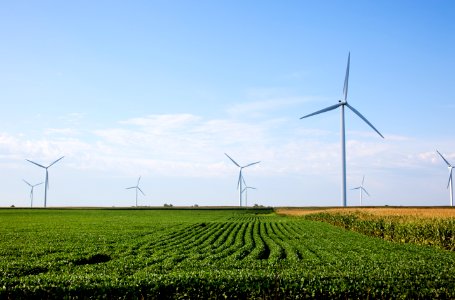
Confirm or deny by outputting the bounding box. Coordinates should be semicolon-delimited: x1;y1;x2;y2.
436;150;454;206
26;156;64;208
300;53;384;207
23;180;44;208
225;153;260;207
126;176;145;207
241;177;256;207
350;175;370;206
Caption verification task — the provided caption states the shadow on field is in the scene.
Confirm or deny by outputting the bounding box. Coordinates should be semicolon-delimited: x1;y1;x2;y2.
74;254;111;265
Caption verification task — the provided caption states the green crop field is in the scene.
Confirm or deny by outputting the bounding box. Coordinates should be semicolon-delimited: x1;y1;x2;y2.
1;208;455;299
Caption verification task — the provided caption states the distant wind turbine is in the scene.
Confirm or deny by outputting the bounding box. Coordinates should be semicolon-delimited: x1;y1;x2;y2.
350;175;369;206
126;176;145;207
300;53;384;207
241;177;256;207
225;153;260;207
26;156;64;208
436;150;453;206
23;180;44;208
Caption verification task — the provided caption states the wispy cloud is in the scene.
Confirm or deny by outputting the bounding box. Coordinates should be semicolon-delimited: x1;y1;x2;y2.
120;114;200;130
92;114;271;175
58;112;86;125
1;112;454;181
44;128;80;136
227;96;321;116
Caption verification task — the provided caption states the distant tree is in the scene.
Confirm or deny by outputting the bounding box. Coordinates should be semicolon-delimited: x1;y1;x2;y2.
193;204;199;208
10;205;15;208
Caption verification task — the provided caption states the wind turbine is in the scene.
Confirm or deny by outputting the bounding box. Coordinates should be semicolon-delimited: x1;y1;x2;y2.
241;177;256;207
126;176;145;207
436;150;453;206
225;153;260;207
23;180;44;208
26;156;64;208
300;53;384;207
350;175;369;206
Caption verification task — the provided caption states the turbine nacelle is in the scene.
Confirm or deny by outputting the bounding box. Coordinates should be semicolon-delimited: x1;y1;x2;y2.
126;176;145;207
351;175;370;206
23;179;44;208
225;153;260;207
436;150;454;206
26;156;64;208
300;53;384;206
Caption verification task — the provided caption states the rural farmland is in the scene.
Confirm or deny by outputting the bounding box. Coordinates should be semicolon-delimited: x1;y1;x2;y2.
1;208;454;298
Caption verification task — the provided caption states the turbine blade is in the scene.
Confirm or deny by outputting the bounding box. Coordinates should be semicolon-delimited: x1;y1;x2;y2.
225;153;241;167
249;187;257;190
362;187;370;196
48;156;64;168
242;176;246;186
343;52;350;101
362;175;365;186
26;159;46;168
23;179;32;187
46;170;49;190
300;103;342;119
137;176;141;185
346;103;384;138
35;182;44;187
237;171;242;189
437;150;452;167
448;171;453;189
126;187;136;189
351;187;360;190
138;187;145;196
243;161;260;168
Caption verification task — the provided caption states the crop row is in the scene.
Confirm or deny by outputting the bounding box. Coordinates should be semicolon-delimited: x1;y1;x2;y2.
1;209;455;298
305;211;455;251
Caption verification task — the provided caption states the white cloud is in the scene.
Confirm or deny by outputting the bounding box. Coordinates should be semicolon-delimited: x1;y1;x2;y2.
120;114;200;130
2;110;455;208
1;112;454;182
44;128;80;136
58;112;86;125
227;97;306;115
91;114;272;176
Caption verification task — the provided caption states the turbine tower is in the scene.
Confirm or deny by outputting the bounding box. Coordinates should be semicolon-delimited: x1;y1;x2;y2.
23;180;44;208
225;153;260;207
241;177;256;207
351;175;369;206
126;176;145;207
26;156;64;208
436;150;453;206
300;53;384;207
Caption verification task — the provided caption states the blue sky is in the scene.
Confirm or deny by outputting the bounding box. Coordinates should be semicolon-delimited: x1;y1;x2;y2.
1;1;454;207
